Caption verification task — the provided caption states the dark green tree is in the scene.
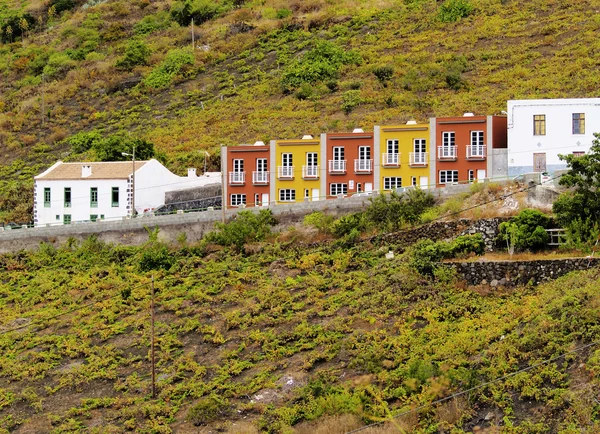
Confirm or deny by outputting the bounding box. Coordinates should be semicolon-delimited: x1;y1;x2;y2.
498;209;551;251
93;136;155;162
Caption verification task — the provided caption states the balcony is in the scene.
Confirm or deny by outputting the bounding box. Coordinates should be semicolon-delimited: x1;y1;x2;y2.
328;160;347;174
302;165;319;179
229;171;245;185
277;166;294;179
252;171;269;185
382;153;400;167
409;152;428;167
437;146;457;160
466;145;487;160
354;159;373;173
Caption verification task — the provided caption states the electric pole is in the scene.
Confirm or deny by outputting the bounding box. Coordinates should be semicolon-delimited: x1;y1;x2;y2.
151;275;156;399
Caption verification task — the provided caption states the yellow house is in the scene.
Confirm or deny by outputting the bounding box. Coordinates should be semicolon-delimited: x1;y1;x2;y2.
270;135;325;204
374;122;431;191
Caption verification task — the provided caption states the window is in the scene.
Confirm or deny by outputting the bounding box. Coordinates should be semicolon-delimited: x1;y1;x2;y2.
533;114;546;135
306;152;318;166
330;183;348;196
439;170;459;184
63;214;71;225
573;113;585;134
279;189;296;202
111;187;119;207
387;139;399;154
333;147;345;160
233;159;244;172
282;153;293;166
44;188;51;207
90;187;98;208
256;158;267;172
411;176;417;186
64;188;71;208
442;132;455;147
357;183;362;192
100;214;105;220
471;131;484;146
230;194;246;206
56;215;60;221
383;177;402;190
90;214;98;222
358;146;371;160
468;170;474;182
414;139;426;153
304;189;309;199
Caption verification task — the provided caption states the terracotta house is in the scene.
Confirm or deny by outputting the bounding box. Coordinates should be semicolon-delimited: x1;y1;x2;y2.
221;142;271;208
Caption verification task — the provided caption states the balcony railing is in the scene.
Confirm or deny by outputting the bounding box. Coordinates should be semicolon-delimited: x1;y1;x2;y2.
382;153;400;167
252;171;269;185
229;171;245;185
354;159;373;173
328;160;347;174
437;146;457;160
409;152;428;166
466;145;486;159
302;165;319;179
277;166;294;179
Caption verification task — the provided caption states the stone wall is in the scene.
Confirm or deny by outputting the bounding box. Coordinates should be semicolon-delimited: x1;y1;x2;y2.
458;217;510;251
444;258;600;287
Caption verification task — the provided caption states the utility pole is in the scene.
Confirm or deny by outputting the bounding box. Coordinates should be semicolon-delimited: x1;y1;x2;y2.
41;73;45;126
151;275;156;399
121;145;136;217
191;18;195;49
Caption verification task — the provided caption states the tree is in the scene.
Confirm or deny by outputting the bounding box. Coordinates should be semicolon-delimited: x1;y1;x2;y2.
553;132;600;243
498;209;551;252
93;135;155;162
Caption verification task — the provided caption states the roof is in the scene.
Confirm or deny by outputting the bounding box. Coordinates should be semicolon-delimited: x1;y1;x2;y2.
35;161;149;180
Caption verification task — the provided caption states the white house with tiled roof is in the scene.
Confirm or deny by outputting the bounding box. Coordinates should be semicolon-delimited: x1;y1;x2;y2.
33;159;220;226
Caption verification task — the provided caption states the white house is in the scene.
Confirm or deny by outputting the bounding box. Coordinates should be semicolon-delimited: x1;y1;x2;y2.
507;98;600;176
33;159;221;226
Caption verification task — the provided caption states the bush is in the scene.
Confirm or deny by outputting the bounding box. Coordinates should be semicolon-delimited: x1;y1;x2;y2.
204;210;276;251
373;65;393;86
410;234;484;276
139;243;175;272
438;0;474;23
143;48;194;89
134;11;172;35
331;213;364;238
170;0;226;26
295;83;314;100
497;209;551;252
66;130;103;154
42;53;76;79
303;212;333;234
188;394;229;426
365;189;436;231
49;0;76;14
341;90;362;115
116;40;151;70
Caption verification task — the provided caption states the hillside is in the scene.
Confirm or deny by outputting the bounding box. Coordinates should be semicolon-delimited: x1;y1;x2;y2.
0;194;600;433
1;0;600;222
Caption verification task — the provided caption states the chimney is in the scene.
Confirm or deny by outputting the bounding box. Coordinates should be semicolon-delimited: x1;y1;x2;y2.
302;135;313;140
254;141;265;146
352;128;364;133
406;120;417;125
188;168;197;178
463;112;475;117
82;165;92;177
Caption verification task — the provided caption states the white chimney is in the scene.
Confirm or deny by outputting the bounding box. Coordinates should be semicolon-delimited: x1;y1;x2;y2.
188;168;197;178
406;120;417;125
463;112;475;117
352;128;364;133
82;165;92;177
302;135;313;140
254;141;265;146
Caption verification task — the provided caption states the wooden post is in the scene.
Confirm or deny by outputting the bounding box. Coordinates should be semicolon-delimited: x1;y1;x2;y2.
151;275;156;398
191;18;195;49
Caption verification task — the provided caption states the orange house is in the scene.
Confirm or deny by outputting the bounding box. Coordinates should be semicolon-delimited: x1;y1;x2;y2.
324;128;375;197
221;142;271;208
432;114;507;187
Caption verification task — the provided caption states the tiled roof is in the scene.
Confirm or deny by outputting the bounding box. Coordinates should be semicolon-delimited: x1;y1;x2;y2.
35;161;148;180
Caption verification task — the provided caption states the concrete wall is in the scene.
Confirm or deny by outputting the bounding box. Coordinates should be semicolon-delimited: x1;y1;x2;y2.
164;184;222;204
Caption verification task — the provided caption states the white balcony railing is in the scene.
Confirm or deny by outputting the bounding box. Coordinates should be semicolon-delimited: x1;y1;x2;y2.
302;165;319;179
382;153;400;167
409;152;428;166
229;171;245;184
466;145;486;159
277;166;294;179
252;171;269;184
328;160;347;173
437;146;457;160
354;159;373;173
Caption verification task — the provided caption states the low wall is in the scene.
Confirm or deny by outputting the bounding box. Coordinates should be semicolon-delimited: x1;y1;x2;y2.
444;258;600;287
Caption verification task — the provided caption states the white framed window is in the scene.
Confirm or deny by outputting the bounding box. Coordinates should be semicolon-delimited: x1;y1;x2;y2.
256;158;267;172
471;131;484;146
387;139;399;154
282;153;293;166
442;132;455;147
279;189;296;202
414;139;426;153
333;146;345;160
230;194;246;206
439;170;459;184
358;146;371;160
306;152;317;166
411;176;417;186
468;170;474;182
330;183;348;196
383;177;402;190
233;159;244;172
304;189;309;198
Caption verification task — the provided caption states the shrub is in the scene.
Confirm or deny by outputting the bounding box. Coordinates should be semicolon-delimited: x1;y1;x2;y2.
373;65;393;86
303;212;333;234
66;130;103;154
134;11;172;35
341;90;361;115
116;40;151;71
143;48;194;89
276;8;292;19
49;0;76;14
438;0;474;23
204;210;276;251
410;234;484;276
170;0;226;26
139;243;175;272
331;213;364;237
498;209;551;252
365;189;436;231
295;83;314;100
42;53;76;79
188;394;230;426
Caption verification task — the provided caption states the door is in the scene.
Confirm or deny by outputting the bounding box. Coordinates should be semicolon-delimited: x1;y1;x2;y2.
386;140;399;165
419;176;429;189
414;139;426;164
477;169;486;181
261;193;269;206
358;146;371;171
533;153;546;172
311;189;319;202
365;183;373;192
306;152;318;177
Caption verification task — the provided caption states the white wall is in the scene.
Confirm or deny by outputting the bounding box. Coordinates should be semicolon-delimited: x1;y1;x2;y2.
34;179;129;226
507;98;600;175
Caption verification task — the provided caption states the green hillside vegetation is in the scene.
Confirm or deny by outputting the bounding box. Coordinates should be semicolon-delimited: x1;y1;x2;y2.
1;191;600;433
1;0;600;222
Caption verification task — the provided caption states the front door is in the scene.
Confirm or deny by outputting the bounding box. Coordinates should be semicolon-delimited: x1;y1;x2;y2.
533;153;546;172
365;183;373;192
311;189;319;202
477;169;486;181
420;176;429;189
261;193;269;207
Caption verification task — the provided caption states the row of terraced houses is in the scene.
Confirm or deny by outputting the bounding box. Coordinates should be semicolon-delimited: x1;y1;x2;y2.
222;97;600;207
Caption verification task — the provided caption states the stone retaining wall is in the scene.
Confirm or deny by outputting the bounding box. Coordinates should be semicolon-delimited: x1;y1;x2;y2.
444;258;600;287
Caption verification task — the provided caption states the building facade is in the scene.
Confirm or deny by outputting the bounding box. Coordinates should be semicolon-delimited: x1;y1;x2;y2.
507;98;600;176
431;114;507;187
221;142;271;208
374;122;431;191
34;160;220;226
